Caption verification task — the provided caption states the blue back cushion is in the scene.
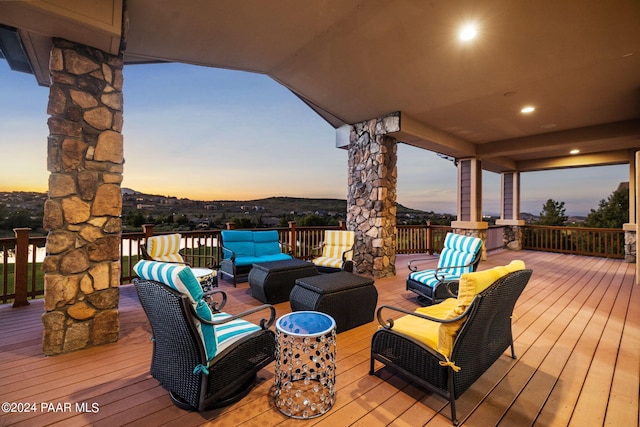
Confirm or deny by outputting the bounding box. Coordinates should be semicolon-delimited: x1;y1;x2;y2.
253;230;282;257
221;230;255;258
437;233;482;275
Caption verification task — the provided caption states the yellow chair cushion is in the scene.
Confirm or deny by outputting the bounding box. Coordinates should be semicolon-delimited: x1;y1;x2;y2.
455;259;526;313
393;260;526;359
313;256;344;269
390;298;458;351
322;230;355;260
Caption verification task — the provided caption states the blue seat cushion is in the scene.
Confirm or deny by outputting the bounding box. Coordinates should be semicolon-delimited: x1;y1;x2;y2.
213;312;262;353
259;253;292;263
409;270;462;289
234;253;292;267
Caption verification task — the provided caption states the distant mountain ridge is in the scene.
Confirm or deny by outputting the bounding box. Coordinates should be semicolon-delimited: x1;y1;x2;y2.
3;189;570;221
121;189;432;216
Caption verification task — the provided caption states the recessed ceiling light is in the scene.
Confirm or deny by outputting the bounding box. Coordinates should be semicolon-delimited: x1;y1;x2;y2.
570;149;580;155
520;106;535;113
459;24;477;41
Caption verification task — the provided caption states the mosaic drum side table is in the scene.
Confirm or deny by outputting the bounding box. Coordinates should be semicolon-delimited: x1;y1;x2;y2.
274;311;336;419
191;267;217;293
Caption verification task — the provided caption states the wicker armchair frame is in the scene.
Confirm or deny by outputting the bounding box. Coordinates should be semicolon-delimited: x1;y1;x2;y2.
133;278;276;411
370;269;532;425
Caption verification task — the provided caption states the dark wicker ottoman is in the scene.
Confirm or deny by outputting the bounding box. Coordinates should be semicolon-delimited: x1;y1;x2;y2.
290;271;378;333
248;259;319;304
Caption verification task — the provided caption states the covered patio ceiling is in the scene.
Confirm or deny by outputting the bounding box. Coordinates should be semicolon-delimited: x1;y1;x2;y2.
1;0;639;174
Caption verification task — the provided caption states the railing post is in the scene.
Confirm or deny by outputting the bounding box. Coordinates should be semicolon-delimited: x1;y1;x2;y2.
339;220;346;231
426;221;433;255
288;221;297;257
12;228;30;307
142;224;155;239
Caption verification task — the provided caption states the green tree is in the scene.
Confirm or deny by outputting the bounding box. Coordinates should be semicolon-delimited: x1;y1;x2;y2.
128;212;146;228
584;187;629;228
175;214;190;227
229;216;255;229
4;210;37;230
299;214;328;226
537;199;567;226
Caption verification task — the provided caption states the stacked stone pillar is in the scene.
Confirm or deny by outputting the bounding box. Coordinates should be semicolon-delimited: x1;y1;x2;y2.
347;114;398;278
42;39;124;355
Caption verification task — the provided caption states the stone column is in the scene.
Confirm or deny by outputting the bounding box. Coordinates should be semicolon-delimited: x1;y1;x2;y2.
42;38;124;355
496;171;525;250
347;113;398;278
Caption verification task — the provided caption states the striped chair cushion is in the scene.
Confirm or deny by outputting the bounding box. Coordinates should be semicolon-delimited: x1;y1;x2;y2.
408;270;462;288
134;260;217;360
437;233;482;271
409;233;482;288
322;230;355;260
313;230;355;269
213;313;262;353
313;256;344;269
147;234;184;263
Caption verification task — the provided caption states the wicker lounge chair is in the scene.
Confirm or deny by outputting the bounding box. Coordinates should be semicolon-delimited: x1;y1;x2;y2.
406;232;482;305
371;262;532;425
133;260;276;411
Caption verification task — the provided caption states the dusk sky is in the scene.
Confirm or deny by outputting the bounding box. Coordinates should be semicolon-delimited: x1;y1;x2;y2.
0;60;628;216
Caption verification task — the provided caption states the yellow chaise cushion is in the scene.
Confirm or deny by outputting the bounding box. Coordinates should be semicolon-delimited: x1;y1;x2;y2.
392;260;526;359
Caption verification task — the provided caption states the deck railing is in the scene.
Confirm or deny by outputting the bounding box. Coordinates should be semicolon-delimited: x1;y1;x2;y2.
0;223;626;305
0;229;47;306
521;225;625;259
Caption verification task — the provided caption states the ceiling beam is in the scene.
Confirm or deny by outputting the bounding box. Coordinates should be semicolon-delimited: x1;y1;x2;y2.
477;120;640;157
391;112;476;159
516;150;632;172
0;0;122;54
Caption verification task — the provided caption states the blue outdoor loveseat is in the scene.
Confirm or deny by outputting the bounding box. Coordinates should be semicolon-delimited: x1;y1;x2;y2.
219;230;292;286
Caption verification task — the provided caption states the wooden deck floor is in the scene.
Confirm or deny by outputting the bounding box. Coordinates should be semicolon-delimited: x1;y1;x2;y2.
0;251;638;427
